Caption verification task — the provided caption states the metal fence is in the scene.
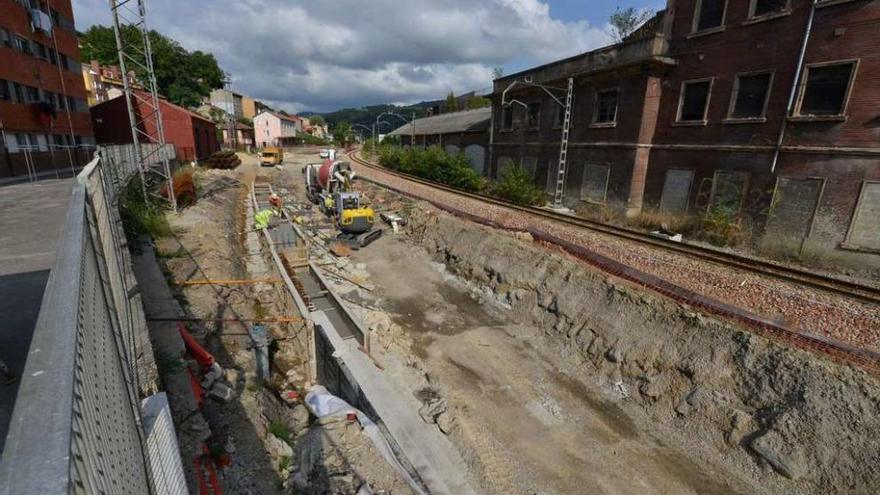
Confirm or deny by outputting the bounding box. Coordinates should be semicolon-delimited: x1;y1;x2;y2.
0;146;175;494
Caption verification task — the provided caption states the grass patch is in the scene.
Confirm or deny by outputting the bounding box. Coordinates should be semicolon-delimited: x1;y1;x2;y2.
119;177;172;244
268;420;292;445
278;455;292;472
489;164;546;206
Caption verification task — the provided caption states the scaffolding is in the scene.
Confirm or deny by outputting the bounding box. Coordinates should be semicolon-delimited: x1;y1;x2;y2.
109;0;176;211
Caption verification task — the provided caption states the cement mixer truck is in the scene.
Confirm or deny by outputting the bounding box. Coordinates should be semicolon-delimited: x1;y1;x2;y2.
303;159;381;247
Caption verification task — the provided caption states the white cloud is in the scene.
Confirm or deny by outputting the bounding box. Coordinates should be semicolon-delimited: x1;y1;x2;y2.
72;0;612;112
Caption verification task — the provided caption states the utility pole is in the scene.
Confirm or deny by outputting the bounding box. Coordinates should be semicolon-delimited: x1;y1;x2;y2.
110;0;176;212
224;74;237;152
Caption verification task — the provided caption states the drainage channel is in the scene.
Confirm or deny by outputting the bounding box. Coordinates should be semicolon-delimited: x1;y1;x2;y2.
250;177;476;495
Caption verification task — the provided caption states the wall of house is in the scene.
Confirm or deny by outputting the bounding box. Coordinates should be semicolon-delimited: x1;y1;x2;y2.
254;113;280;148
0;0;94;177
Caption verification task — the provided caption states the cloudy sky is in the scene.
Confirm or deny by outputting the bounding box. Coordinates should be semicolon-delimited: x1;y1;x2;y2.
72;0;664;113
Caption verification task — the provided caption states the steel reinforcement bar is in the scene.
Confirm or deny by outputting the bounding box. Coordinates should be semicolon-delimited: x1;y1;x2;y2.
347;152;880;374
348;151;880;306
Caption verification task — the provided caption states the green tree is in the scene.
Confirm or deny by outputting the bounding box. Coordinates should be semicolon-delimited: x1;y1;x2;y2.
332;121;352;144
466;95;491;110
80;25;224;108
309;115;326;126
609;7;654;42
445;92;458;112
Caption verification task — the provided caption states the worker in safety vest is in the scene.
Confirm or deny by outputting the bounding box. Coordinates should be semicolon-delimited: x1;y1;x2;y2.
1;358;16;385
254;209;277;231
268;193;284;215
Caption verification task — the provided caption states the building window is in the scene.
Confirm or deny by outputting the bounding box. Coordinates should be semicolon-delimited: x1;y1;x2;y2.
13;35;31;55
554;104;565;127
526;103;540;129
728;71;773;120
502;106;513;130
12;82;24;102
25;86;40;103
0;80;10;101
581;164;611;204
0;28;11;48
795;60;858;117
677;79;713;123
33;42;47;61
593;89;619;125
750;0;789;18
693;0;726;33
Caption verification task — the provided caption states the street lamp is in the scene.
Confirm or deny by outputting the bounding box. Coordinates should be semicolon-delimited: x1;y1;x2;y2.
351;123;373;143
501;77;574;210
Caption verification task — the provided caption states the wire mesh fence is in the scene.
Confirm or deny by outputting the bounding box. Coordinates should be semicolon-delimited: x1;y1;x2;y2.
0;149;168;494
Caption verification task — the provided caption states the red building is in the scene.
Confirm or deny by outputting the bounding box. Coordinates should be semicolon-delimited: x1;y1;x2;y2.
492;0;880;260
91;93;220;162
0;0;94;178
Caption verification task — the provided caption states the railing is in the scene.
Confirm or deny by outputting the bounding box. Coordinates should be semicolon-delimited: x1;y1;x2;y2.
0;147;172;494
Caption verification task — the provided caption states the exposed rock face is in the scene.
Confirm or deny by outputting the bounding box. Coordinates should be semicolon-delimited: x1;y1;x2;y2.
406;208;880;494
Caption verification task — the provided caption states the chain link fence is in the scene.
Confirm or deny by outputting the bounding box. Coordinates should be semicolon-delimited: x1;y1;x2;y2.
0;145;182;494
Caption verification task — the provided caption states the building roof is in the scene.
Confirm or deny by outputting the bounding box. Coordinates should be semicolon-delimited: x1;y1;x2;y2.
255;110;302;123
387;107;491;137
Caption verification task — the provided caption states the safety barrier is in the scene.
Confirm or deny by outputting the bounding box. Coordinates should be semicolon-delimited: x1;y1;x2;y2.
0;149;175;494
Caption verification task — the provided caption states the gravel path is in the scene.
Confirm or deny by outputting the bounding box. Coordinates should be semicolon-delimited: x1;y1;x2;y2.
350;156;880;355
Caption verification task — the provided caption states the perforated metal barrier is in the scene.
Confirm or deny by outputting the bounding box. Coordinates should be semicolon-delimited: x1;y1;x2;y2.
0;148;180;494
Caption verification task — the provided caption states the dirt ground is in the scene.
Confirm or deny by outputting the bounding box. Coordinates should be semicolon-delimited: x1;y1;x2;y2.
146;150;415;494
272;155;770;494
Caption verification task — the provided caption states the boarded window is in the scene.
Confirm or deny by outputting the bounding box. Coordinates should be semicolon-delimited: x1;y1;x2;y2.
464;145;485;174
696;0;725;31
752;0;787;17
502;107;513;129
527;103;540;128
679;80;711;122
731;72;772;119
521;157;537;179
581;164;610;204
764;177;823;252
708;170;748;218
798;62;855;116
496;156;513;179
659;169;695;213
594;89;619;124
845;181;880;251
546;161;559;192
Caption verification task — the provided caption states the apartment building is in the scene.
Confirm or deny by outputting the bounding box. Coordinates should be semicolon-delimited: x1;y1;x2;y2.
81;60;140;106
210;88;243;119
0;0;94;178
491;0;880;256
253;110;302;148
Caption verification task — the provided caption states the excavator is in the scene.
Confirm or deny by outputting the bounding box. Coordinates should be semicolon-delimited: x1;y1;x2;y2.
303;159;382;247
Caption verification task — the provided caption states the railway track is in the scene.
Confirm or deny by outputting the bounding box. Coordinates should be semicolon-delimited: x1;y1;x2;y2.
348;151;880;306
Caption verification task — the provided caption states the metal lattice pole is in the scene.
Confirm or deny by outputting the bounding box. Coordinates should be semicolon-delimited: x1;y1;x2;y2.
110;0;177;212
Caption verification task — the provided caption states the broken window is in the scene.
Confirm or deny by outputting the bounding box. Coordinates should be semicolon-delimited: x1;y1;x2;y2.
695;0;725;32
502;106;513;130
555;104;565;127
752;0;788;18
593;89;619;124
527;102;540;129
678;80;712;122
581;164;611;204
730;72;772;119
797;62;856;116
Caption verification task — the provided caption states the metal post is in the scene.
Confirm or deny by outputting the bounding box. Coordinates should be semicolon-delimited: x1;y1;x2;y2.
110;0;177;212
553;78;574;209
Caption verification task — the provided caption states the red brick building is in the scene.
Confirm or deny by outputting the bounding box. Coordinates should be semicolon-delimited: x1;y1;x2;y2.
492;0;880;258
91;93;220;162
0;0;94;178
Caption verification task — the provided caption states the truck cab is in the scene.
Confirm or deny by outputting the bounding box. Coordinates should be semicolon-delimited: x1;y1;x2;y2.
260;147;283;166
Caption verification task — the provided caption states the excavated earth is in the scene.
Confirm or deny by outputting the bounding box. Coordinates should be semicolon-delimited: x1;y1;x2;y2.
303;177;880;495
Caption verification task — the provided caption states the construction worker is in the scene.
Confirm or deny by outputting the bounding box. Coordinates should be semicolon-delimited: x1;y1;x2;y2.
1;358;17;385
254;208;276;231
268;193;284;216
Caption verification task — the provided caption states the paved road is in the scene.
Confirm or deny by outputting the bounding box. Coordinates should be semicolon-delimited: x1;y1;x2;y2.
0;178;74;455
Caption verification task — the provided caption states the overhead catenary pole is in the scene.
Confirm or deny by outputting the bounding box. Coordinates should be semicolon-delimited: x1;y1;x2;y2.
110;0;177;212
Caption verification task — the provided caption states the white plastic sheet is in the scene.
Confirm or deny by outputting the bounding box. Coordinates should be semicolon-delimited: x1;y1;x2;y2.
305;385;427;495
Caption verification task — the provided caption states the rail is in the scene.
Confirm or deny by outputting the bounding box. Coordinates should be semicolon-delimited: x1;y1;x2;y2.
348;151;880;304
348;150;880;374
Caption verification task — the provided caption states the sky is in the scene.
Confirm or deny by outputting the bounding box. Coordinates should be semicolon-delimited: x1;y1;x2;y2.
72;0;665;113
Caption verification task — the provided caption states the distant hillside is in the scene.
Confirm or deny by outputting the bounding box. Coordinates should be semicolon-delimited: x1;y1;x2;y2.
314;102;436;133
